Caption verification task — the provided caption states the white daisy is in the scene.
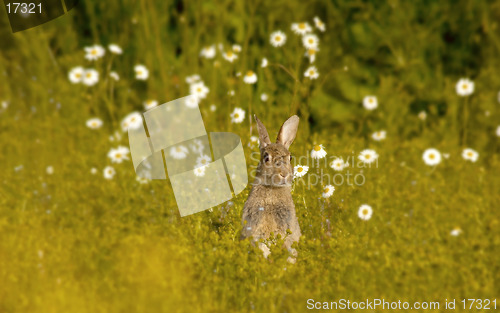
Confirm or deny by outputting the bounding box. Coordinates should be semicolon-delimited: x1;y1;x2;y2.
270;31;287;47
84;45;105;61
261;93;269;102
134;64;149;80
496;126;500;137
363;96;378;110
450;227;462;237
313;16;326;32
232;44;242;52
46;166;54;175
293;165;309;178
103;166;116;180
82;69;99;86
196;154;212;167
243;71;257;84
200;45;216;59
311;144;327;159
186;74;201;84
190;82;209;99
90;167;98;175
422;148;442;166
302;34;319;50
110;71;120;81
120;112;143;132
304;66;319;79
86;117;103;129
107;146;130;164
462;148;479;162
291;22;312;35
194;165;207;177
222;50;238;62
68;66;84;84
230;107;246;124
418;111;427;121
456;78;474;97
261;58;268;68
358;204;373;221
322;185;335;198
210;104;217;112
304;48;319;63
143;99;158;110
358;149;378;164
330;158;348;171
170;145;189;159
185;95;199;108
108;44;123;55
372;130;386;141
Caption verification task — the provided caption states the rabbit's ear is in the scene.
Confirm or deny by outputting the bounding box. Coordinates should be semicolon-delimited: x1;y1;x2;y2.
276;115;299;149
254;115;271;149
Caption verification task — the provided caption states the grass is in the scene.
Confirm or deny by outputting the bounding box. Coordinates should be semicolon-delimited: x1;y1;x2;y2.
1;0;500;312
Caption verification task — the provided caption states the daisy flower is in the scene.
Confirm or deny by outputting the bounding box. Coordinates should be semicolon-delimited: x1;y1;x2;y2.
311;144;327;159
108;44;123;55
358;149;378;164
496;126;500;137
422;148;442;166
186;74;201;84
302;34;319;50
261;58;268;68
107;146;130;164
120;112;143;132
200;45;216;59
358;204;373;221
46;166;54;175
304;48;318;63
243;71;258;84
418;111;427;121
143;99;158;110
261;93;269;102
170;145;189;159
68;66;84;84
450;227;462;237
82;69;99;86
313;16;326;32
222;51;238;62
194;165;207;177
456;78;474;97
190;82;209;99
322;185;335;198
363;96;378;110
270;31;287;47
196;154;212;167
371;130;387;141
230;107;246;124
110;71;120;81
184;95;199;108
84;45;105;61
90;168;98;175
232;44;242;52
210;104;217;112
330;158;348;171
134;64;149;80
304;66;319;79
294;165;309;178
103;166;116;180
86;117;103;129
462;148;479;162
291;22;312;35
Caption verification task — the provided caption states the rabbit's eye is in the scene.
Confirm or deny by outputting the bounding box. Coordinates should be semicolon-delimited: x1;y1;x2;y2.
263;154;270;163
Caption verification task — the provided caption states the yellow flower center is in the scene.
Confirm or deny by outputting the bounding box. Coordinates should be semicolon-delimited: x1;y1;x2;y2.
131;117;136;122
324;188;329;193
137;71;143;75
246;71;254;76
86;73;92;78
226;51;233;57
299;23;306;29
201;159;206;164
275;35;281;41
309;70;315;75
467;152;473;157
369;98;374;103
365;154;371;159
197;87;202;92
91;50;97;55
297;167;303;172
91;122;97;127
429;154;435;160
314;145;321;151
116;153;122;159
234;113;239;118
308;38;314;44
75;73;81;78
462;84;468;90
176;147;182;152
362;209;369;215
308;49;315;56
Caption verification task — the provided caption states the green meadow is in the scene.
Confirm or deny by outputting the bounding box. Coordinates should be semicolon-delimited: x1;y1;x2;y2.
1;0;499;312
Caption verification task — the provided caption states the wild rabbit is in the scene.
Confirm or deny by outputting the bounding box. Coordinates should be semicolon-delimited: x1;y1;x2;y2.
241;115;301;263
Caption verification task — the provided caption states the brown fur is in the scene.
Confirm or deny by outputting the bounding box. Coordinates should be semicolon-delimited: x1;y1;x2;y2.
241;115;301;261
